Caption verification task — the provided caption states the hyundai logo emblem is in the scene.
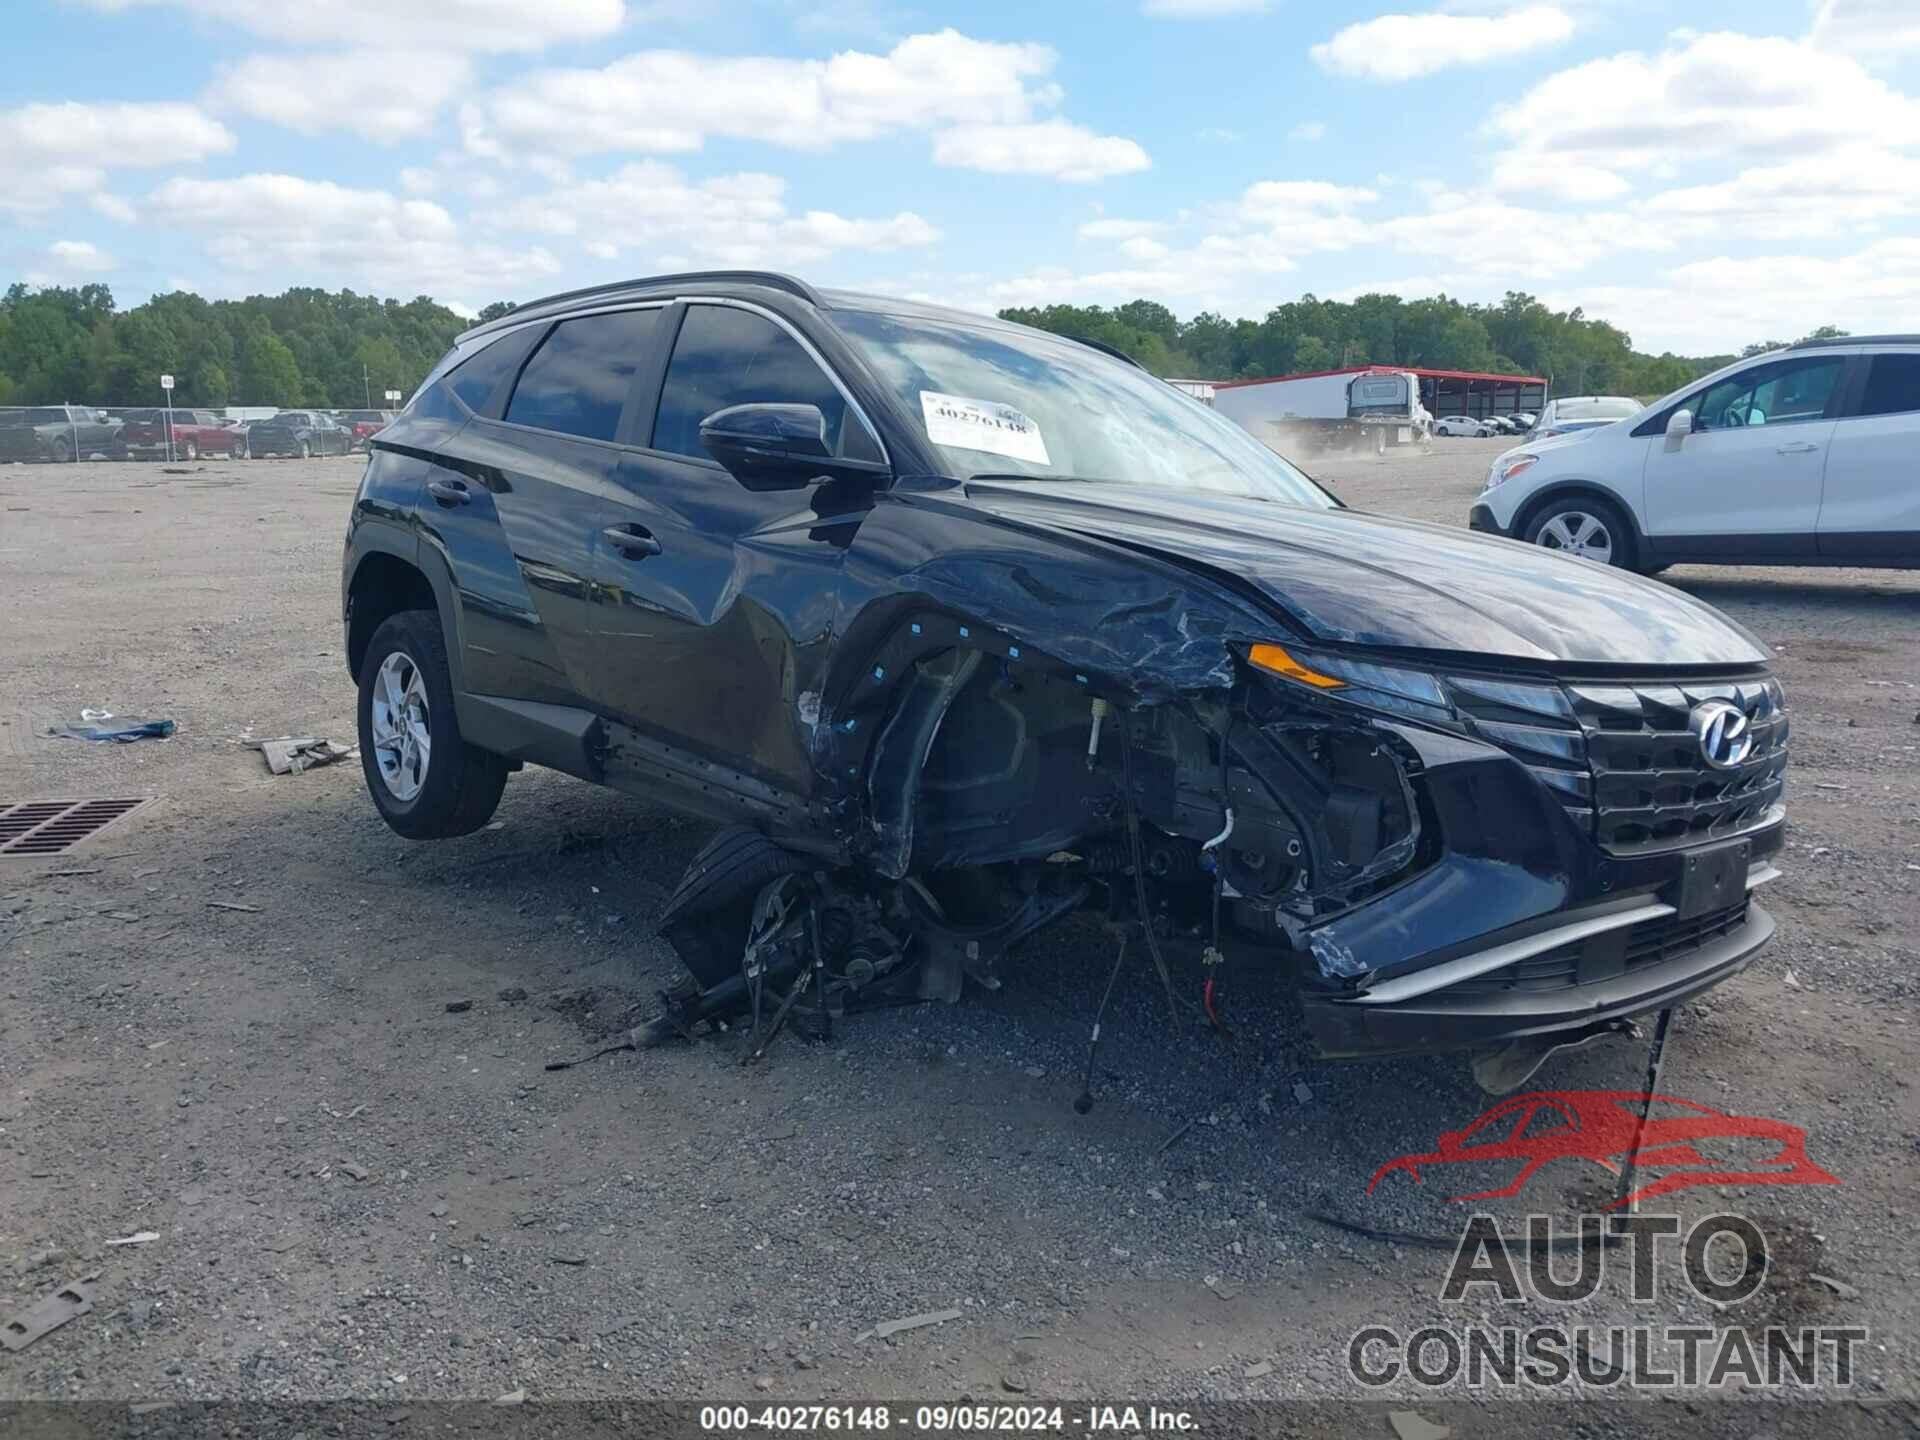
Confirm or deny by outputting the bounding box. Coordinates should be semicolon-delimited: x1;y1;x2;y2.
1690;699;1754;770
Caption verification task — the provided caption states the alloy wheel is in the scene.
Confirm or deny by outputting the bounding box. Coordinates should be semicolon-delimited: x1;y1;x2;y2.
370;651;432;801
1536;511;1614;564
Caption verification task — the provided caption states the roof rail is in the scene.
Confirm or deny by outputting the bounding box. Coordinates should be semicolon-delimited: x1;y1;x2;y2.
1788;333;1920;349
459;271;823;341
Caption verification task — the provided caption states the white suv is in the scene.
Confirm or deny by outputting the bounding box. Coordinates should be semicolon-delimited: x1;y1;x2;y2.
1471;337;1920;570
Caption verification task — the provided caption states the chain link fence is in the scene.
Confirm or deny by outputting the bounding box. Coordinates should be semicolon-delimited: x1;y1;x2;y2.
0;405;396;463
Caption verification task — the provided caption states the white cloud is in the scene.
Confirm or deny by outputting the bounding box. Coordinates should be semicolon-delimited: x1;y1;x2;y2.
90;193;137;223
1548;238;1920;355
211;51;471;141
1491;31;1920;175
490;161;938;266
1311;5;1575;82
1142;0;1269;16
1289;121;1327;142
1376;190;1694;277
398;167;439;196
1809;0;1920;59
468;29;1062;159
1197;126;1243;143
0;101;233;214
74;0;622;53
1639;147;1920;240
1490;158;1629;202
1238;179;1378;250
32;240;118;282
1119;236;1169;261
933;121;1151;182
144;173;564;297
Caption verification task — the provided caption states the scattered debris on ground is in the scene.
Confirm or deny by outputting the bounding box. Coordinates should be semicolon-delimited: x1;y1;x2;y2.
246;734;355;774
49;716;174;743
104;1231;159;1247
864;1308;961;1341
1;1280;95;1353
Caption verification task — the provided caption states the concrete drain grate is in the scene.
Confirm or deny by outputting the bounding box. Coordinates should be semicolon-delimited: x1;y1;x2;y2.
0;798;152;857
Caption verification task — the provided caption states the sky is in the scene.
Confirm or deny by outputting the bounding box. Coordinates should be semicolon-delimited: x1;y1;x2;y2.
5;0;1920;356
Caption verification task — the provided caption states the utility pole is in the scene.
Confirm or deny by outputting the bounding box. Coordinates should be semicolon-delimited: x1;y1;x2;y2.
363;365;371;408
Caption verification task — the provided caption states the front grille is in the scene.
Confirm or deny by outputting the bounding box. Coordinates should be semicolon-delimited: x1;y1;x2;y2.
1446;674;1788;856
1449;896;1751;996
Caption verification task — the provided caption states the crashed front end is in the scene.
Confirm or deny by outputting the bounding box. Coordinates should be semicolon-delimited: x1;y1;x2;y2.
1225;646;1787;1061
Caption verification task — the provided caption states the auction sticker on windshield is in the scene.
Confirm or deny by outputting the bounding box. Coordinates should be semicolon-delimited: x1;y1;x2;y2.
921;391;1050;465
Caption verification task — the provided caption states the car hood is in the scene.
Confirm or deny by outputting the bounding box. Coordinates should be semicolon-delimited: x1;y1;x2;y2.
958;480;1769;667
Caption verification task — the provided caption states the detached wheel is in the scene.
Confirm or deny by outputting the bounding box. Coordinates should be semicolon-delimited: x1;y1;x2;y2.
356;610;507;839
657;827;812;989
1524;495;1636;570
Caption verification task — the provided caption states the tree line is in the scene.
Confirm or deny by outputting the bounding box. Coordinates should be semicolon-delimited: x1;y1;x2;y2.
998;293;1846;399
0;283;474;409
0;280;1841;410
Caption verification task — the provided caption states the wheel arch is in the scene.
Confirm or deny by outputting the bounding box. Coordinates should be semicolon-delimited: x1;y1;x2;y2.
1510;479;1646;553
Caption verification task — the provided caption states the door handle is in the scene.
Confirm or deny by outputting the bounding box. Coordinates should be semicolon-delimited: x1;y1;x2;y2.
604;523;663;558
1776;442;1819;454
427;479;471;505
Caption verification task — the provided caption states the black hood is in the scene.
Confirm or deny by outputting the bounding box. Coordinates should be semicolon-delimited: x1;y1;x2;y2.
959;480;1770;668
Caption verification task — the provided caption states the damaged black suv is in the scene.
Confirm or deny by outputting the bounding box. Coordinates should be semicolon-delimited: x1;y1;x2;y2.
342;271;1787;1079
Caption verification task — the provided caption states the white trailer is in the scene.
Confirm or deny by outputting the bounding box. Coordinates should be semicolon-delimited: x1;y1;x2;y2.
1213;369;1429;456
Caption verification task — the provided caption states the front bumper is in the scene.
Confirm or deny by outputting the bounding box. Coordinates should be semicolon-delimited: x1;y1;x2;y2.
1303;877;1775;1059
1468;502;1502;535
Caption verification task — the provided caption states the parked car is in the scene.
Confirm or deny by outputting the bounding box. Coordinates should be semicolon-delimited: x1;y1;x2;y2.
1472;335;1920;570
120;408;246;461
1530;396;1640;440
335;408;396;450
342;270;1786;1078
0;404;123;462
1510;411;1537;432
248;410;353;458
1432;414;1495;437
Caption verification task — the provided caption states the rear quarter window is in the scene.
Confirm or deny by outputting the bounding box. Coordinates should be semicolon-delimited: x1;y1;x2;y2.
503;308;664;442
1858;353;1920;417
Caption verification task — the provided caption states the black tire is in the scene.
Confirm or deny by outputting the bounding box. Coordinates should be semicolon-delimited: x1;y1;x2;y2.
658;826;812;988
356;609;507;839
1522;494;1640;571
50;437;73;463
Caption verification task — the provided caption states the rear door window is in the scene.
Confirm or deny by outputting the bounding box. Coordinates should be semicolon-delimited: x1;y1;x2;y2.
651;304;877;463
1854;353;1920;418
504;308;662;443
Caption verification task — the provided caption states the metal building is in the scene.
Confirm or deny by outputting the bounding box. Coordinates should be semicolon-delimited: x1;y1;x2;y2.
1214;365;1548;422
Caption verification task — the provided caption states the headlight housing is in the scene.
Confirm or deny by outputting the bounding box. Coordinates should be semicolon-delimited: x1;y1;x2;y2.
1486;453;1538;489
1248;642;1451;725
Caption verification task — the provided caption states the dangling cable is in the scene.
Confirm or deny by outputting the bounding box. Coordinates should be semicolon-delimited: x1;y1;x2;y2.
1074;931;1129;1115
1120;720;1184;1033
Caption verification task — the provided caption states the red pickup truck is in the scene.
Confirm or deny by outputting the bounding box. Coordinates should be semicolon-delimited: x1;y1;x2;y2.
121;409;247;461
333;409;395;450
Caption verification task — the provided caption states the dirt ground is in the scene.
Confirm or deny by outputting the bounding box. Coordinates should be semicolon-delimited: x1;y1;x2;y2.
1;444;1915;1426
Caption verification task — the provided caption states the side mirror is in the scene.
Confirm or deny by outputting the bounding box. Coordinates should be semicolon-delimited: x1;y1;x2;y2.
1664;408;1693;451
699;402;888;492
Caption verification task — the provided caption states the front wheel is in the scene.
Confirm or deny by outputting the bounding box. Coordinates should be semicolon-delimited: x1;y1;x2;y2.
50;437;73;463
298;439;311;459
1524;495;1637;569
357;610;507;839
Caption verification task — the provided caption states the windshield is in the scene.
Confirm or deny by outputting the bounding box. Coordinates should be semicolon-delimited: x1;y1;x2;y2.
1552;398;1639;421
833;309;1334;508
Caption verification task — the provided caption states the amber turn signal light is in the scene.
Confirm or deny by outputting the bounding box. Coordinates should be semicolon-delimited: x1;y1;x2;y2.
1248;643;1346;689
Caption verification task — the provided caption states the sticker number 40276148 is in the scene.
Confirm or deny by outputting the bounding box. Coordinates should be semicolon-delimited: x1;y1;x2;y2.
920;390;1051;466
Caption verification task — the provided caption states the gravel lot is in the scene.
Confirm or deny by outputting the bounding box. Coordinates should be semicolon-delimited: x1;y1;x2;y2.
1;445;1915;1426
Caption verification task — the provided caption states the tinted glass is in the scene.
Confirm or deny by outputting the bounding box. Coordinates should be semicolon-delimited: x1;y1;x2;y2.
1857;353;1920;418
1695;357;1842;430
505;309;661;442
443;328;541;414
652;305;857;461
1552;398;1639;421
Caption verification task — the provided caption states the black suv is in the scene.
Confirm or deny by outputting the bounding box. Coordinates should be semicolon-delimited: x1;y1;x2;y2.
342;272;1787;1075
